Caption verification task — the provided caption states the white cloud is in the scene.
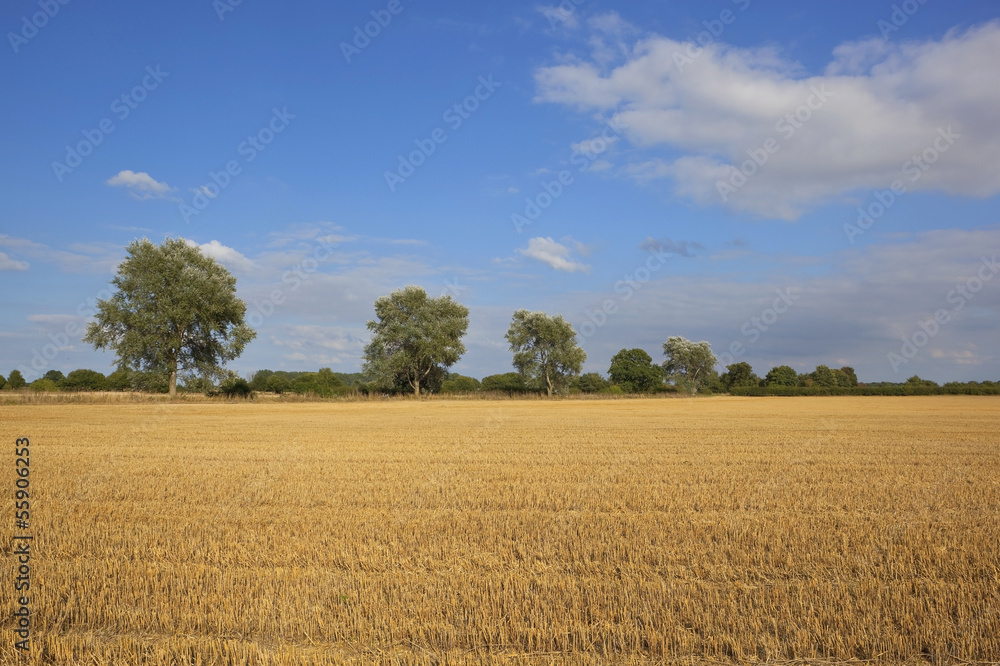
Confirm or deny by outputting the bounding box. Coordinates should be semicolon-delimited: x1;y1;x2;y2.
106;170;178;201
535;21;1000;219
188;240;255;272
27;314;83;325
518;237;590;272
0;251;28;271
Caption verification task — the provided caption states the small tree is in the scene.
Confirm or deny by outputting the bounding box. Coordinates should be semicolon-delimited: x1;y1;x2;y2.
363;286;470;395
576;372;609;393
811;365;838;388
505;310;586;396
0;374;6;390
764;365;798;387
662;336;717;394
838;366;859;387
62;369;108;391
481;372;529;393
608;348;662;393
84;237;256;397
7;370;26;390
441;375;480;393
43;370;65;383
721;362;760;390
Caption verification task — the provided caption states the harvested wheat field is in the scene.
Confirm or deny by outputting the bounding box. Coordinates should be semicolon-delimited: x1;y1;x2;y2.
2;396;999;665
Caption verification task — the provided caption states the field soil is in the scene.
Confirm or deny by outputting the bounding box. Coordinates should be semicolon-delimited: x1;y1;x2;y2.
2;396;999;664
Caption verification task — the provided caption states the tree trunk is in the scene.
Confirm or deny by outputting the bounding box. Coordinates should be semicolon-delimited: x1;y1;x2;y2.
545;369;553;397
168;369;177;397
414;378;420;396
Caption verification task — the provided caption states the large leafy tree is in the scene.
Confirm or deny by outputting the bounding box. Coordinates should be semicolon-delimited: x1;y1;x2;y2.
662;336;717;394
608;348;662;393
84;238;256;397
7;370;26;390
505;310;586;397
363;286;469;395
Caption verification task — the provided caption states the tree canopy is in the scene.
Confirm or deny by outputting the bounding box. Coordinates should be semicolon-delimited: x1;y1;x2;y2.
83;237;256;396
362;286;470;395
662;336;717;393
721;362;760;390
608;348;662;393
505;310;586;396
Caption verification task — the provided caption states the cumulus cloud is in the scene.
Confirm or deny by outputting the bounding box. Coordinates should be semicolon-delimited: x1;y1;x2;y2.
187;240;255;272
518;237;591;272
535;20;1000;219
106;170;178;200
0;251;28;271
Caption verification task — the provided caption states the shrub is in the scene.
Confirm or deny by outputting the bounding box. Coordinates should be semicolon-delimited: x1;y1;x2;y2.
29;378;59;392
62;369;108;391
219;376;253;399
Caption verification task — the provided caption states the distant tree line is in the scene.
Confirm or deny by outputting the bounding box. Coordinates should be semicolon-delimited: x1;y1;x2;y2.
9;238;995;399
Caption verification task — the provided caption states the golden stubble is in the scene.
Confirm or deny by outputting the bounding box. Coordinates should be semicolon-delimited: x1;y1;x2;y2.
1;396;998;664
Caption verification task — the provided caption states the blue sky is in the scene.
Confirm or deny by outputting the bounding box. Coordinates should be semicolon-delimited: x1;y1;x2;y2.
2;0;999;383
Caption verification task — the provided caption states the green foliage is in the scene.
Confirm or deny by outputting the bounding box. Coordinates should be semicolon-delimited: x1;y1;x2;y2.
505;310;586;396
481;372;530;393
662;337;717;394
600;383;624;395
7;370;26;390
106;370;133;391
363;286;469;395
29;378;59;392
839;366;859;387
61;369;108;391
84;237;256;396
43;370;65;383
764;365;798;387
905;375;940;388
608;348;662;393
576;372;610;394
0;374;6;391
264;375;291;394
721;362;760;390
810;365;838;388
441;375;481;393
218;375;253;399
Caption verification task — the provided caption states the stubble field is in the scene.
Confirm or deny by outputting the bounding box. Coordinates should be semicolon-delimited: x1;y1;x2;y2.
2;396;999;665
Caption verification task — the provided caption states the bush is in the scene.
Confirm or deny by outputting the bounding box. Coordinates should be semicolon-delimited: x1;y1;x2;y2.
61;369;108;391
577;373;610;393
481;372;530;393
106;370;133;391
219;376;253;399
28;378;59;392
441;375;481;393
